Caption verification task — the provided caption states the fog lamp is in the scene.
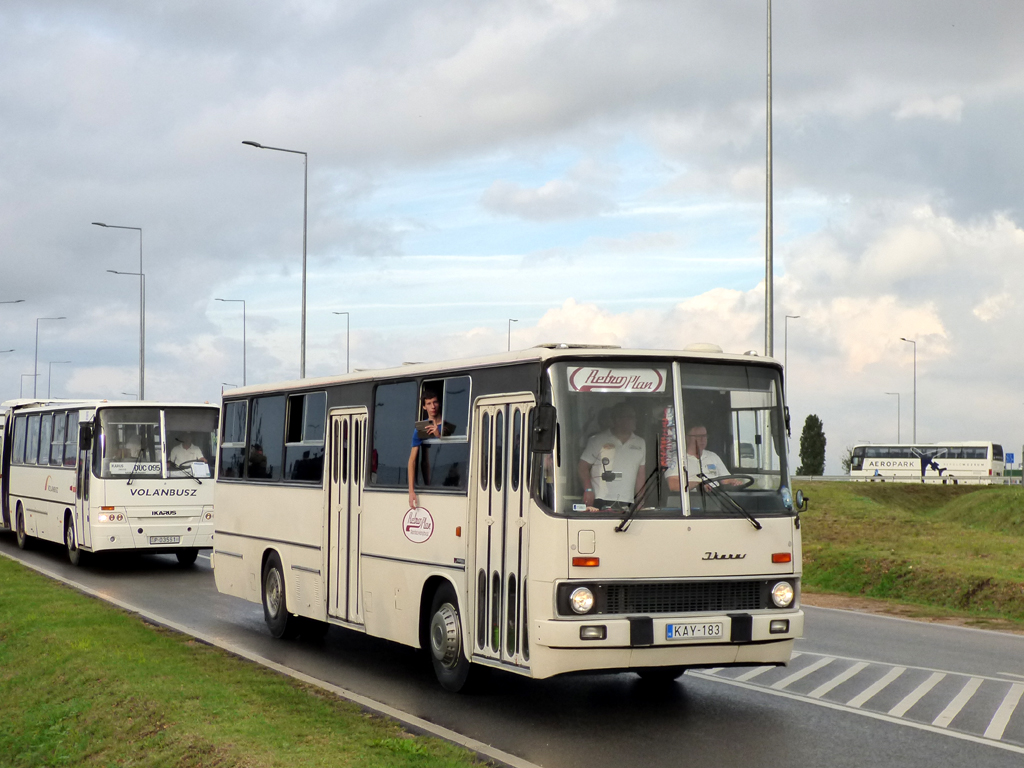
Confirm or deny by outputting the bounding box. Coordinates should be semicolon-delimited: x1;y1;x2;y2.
580;625;607;640
770;619;790;634
570;587;595;614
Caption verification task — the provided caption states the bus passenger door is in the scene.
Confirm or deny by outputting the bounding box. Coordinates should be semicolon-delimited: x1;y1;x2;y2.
76;424;92;549
327;408;367;625
472;395;533;669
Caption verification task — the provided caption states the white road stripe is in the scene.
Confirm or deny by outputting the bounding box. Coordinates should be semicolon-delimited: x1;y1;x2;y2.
771;656;834;690
847;666;906;708
735;665;774;682
932;677;983;728
808;662;868;700
703;667;724;675
984;683;1024;741
888;672;945;718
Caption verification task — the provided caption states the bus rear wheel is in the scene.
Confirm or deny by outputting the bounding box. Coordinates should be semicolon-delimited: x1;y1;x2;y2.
65;516;86;566
15;509;29;550
428;583;472;692
176;548;199;566
262;552;298;639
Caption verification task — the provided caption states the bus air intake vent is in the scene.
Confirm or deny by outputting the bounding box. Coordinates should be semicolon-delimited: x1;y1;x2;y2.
605;581;762;614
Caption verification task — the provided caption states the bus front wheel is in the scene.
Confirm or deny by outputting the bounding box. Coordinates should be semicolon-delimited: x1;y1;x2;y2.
262;552;298;639
65;516;86;566
176;548;199;566
636;666;686;685
428;583;472;692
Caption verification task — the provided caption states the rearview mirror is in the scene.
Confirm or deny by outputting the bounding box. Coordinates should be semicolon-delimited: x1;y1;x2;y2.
79;422;94;444
530;404;556;453
795;489;808;511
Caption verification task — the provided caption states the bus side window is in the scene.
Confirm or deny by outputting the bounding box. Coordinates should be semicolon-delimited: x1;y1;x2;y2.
284;391;327;482
64;412;79;467
220;401;247;478
247;396;285;481
12;415;27;465
371;381;418;487
25;414;41;465
50;412;66;466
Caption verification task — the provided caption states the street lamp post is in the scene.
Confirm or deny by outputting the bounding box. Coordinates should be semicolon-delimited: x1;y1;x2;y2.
764;0;774;357
34;316;66;397
121;392;138;399
1;299;25;305
48;360;71;398
243;140;308;378
899;337;917;442
94;222;144;398
20;373;38;398
508;318;518;352
784;314;799;402
332;311;350;374
108;270;146;399
215;298;247;386
885;392;901;443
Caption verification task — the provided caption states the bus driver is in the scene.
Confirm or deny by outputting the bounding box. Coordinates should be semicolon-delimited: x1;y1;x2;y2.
666;423;738;491
578;402;646;511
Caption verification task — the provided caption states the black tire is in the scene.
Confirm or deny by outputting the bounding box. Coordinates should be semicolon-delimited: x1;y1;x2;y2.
428;582;472;692
262;552;297;639
65;516;86;566
15;508;29;550
175;548;199;566
636;666;686;684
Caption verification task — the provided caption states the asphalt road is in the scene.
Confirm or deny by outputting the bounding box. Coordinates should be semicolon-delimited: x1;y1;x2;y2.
3;532;1023;768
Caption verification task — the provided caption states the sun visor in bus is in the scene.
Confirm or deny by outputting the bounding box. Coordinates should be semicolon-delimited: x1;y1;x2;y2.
531;404;557;453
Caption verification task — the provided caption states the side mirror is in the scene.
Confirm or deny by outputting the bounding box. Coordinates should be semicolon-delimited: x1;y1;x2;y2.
795;489;809;511
530;404;556;453
79;422;94;445
784;406;791;437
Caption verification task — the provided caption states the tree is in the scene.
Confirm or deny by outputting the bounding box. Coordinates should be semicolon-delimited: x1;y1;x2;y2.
797;414;826;476
840;445;854;474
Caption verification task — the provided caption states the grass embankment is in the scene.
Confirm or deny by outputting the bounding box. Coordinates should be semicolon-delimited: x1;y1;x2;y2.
796;481;1024;627
0;556;481;768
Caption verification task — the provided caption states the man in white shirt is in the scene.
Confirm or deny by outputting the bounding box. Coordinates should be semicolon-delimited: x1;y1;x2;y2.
666;423;734;491
169;432;206;467
578;403;646;510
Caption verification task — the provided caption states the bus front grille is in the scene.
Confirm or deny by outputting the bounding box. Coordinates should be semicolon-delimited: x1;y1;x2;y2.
604;580;763;614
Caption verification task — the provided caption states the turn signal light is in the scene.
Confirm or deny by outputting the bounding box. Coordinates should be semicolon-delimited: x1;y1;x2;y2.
572;557;600;567
772;552;792;563
101;506;115;511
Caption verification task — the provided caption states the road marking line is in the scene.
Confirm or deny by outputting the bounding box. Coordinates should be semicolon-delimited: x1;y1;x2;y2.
735;666;774;682
999;672;1024;680
932;677;983;728
703;667;724;675
689;671;1024;756
0;550;542;768
847;666;906;708
808;662;868;699
984;683;1024;741
889;672;945;718
771;656;834;690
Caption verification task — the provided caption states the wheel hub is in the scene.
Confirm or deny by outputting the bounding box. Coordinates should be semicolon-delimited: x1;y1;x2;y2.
430;603;461;669
265;570;283;618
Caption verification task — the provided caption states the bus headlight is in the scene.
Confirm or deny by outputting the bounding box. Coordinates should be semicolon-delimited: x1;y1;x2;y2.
570;587;595;614
771;581;795;608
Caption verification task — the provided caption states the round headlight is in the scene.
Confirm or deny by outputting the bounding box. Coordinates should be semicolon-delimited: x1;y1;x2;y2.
570;587;595;614
771;581;794;608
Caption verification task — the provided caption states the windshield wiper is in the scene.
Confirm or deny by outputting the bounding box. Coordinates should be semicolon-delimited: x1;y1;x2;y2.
615;466;661;533
176;462;203;485
126;452;145;486
696;474;762;530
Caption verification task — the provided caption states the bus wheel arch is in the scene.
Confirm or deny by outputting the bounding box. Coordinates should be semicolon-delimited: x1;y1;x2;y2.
15;502;29;550
261;549;297;639
64;509;84;566
426;580;473;692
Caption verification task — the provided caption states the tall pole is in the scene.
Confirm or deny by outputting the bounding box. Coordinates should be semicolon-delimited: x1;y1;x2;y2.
885;392;900;443
764;0;774;357
34;316;65;397
216;298;247;386
94;223;144;398
332;311;350;373
508;318;518;352
243;141;308;378
784;314;799;402
900;337;917;442
48;360;71;398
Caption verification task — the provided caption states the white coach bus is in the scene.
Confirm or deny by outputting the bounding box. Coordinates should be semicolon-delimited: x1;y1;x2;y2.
1;399;219;565
849;442;1005;483
212;345;804;690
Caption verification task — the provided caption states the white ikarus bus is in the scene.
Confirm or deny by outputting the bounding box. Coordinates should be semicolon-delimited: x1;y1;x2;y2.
1;399;219;565
212;345;804;690
849;442;1005;483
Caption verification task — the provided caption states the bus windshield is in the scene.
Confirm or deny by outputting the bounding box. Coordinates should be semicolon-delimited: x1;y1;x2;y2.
541;359;792;519
96;407;218;479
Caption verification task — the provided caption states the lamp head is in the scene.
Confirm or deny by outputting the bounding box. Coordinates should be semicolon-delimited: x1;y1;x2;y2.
242;141;263;148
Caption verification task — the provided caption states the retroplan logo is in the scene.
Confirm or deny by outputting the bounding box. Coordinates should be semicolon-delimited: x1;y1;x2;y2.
403;507;434;543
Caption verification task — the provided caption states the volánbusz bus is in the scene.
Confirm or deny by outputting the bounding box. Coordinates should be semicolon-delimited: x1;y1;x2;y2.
1;399;220;565
849;442;1005;483
212;345;803;690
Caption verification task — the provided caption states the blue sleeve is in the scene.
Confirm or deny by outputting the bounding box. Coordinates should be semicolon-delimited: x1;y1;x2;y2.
411;428;422;447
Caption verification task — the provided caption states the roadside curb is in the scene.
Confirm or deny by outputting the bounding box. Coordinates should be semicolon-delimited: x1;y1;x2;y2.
0;549;543;768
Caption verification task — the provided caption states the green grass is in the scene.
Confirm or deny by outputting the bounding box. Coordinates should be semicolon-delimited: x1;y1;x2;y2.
0;556;483;768
795;481;1024;626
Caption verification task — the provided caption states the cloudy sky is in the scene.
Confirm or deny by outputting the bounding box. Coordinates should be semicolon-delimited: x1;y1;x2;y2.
2;0;1023;472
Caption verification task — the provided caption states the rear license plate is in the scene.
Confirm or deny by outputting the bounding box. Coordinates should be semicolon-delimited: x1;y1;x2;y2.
666;621;725;641
149;535;180;545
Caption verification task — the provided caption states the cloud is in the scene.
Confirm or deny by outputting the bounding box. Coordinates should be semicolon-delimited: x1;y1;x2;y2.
893;95;964;122
481;177;613;221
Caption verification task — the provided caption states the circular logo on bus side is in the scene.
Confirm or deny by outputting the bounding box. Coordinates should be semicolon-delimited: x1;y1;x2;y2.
403;507;434;543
